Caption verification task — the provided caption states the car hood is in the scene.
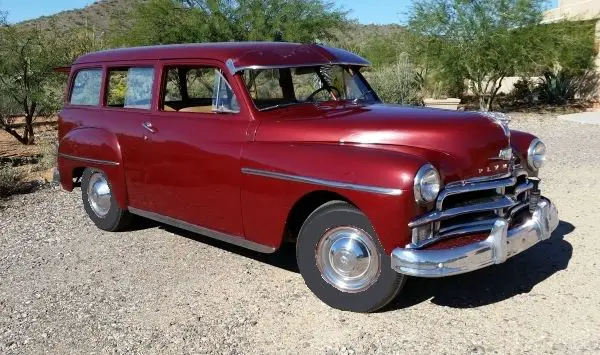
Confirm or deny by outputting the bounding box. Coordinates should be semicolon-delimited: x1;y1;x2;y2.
254;103;512;182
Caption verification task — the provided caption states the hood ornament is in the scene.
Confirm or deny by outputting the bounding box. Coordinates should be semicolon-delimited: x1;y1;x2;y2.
482;112;511;138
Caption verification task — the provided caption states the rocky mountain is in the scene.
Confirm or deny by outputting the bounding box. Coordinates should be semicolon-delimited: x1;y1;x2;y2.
17;0;140;32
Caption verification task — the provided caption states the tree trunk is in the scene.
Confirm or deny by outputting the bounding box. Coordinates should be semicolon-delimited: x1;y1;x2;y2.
479;95;488;112
471;79;488;112
486;77;505;112
3;127;28;144
23;114;35;145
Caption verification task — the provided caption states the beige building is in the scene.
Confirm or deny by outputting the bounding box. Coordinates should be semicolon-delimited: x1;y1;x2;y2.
496;1;600;97
544;0;600;22
545;0;600;78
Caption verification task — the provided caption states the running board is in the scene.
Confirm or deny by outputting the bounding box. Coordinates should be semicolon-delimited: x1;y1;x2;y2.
128;207;277;254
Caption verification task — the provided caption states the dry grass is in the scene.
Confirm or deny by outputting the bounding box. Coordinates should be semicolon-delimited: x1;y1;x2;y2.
0;118;58;197
0;118;57;159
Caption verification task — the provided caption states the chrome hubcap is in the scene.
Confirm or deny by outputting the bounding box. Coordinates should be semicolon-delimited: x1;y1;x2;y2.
316;227;380;293
87;172;111;218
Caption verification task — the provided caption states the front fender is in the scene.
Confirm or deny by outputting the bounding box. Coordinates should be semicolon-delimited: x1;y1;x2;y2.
240;142;427;253
58;127;128;208
511;130;537;176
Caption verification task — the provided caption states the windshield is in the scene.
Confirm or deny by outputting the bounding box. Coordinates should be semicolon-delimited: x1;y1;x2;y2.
241;65;379;111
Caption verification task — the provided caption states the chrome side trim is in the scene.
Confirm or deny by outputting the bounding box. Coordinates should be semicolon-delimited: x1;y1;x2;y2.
410;196;517;228
58;153;120;166
241;168;403;196
128;207;276;254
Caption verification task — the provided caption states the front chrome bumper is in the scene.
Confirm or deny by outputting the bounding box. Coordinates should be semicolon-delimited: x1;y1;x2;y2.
391;198;559;278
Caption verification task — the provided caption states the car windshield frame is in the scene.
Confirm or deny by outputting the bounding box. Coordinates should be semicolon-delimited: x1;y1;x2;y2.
240;65;381;112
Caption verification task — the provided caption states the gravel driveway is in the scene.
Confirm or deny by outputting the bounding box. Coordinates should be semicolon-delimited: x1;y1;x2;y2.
1;114;599;354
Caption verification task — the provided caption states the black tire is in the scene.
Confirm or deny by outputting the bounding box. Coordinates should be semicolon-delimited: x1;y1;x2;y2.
296;201;406;312
81;168;131;232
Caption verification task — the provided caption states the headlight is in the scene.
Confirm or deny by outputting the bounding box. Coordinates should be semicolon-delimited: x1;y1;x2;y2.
413;164;441;205
527;139;546;170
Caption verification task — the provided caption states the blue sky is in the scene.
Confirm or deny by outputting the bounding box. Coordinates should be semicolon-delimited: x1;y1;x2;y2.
1;0;559;25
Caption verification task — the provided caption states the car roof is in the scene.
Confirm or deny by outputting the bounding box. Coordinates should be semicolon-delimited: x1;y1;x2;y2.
74;42;370;73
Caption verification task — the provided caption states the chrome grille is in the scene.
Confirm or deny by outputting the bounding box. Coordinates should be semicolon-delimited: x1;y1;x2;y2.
409;170;533;249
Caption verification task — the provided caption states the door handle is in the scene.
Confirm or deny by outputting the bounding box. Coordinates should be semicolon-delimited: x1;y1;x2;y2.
142;121;157;133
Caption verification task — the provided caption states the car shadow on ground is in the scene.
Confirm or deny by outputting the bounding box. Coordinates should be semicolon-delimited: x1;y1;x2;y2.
132;216;574;310
127;215;300;272
385;220;575;310
142;221;302;273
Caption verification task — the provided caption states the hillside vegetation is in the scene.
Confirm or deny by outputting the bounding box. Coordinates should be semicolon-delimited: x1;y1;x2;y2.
16;0;408;67
18;0;141;32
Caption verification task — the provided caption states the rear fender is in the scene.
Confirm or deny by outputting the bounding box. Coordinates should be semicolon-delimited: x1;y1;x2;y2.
58;127;128;208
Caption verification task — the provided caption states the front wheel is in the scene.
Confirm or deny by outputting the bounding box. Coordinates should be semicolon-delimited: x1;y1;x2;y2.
296;201;406;312
81;168;131;232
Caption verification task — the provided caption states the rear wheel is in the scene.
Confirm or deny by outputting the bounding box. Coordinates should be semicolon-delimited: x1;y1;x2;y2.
81;168;131;231
296;201;406;312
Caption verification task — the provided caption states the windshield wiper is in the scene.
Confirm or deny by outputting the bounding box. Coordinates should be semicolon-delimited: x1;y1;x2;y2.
259;102;301;112
353;90;374;104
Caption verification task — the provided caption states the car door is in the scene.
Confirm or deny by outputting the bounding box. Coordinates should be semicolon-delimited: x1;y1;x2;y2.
129;59;252;237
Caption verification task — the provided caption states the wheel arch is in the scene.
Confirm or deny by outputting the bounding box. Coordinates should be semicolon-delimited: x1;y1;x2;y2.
57;127;128;208
284;190;355;243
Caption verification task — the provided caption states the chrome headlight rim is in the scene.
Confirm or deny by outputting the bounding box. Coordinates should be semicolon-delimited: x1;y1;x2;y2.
413;163;441;205
527;138;546;171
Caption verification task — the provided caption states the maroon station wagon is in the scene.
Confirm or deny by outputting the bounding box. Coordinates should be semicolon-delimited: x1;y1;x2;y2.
57;42;559;312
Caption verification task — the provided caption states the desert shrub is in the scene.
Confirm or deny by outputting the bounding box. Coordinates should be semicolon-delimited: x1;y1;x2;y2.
0;164;26;197
538;69;599;105
509;78;538;105
368;54;423;106
36;143;58;171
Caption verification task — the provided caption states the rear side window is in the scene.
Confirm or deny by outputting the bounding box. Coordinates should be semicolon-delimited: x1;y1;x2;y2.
106;67;154;109
70;69;102;106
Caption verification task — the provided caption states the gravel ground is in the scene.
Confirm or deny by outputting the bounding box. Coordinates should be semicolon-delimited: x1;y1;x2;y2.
1;113;599;354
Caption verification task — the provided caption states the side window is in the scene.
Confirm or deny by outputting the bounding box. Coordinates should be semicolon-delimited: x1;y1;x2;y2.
106;67;154;109
161;66;239;114
70;69;102;106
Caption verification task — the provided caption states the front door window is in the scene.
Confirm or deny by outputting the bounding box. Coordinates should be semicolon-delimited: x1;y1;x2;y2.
161;66;239;114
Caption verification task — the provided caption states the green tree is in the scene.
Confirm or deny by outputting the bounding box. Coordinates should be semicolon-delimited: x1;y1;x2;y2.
0;26;60;144
111;0;349;46
0;21;106;145
408;0;549;111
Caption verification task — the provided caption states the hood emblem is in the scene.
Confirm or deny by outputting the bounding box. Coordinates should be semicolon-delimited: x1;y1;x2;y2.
489;147;513;161
479;147;512;174
478;163;509;174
